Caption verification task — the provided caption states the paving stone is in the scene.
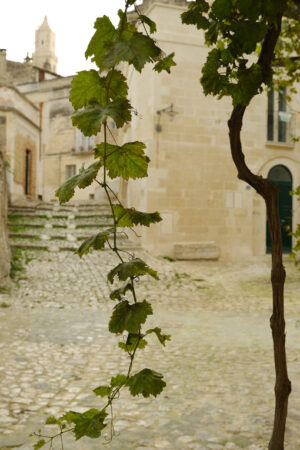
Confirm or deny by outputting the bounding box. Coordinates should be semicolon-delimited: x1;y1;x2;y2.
0;251;299;449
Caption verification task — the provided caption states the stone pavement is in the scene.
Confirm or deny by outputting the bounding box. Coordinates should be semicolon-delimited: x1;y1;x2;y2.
0;250;300;449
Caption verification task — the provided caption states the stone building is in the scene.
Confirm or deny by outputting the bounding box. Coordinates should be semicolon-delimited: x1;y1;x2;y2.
0;2;300;261
0;16;101;206
120;0;300;260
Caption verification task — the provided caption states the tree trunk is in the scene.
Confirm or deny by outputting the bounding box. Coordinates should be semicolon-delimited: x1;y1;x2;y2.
227;13;292;448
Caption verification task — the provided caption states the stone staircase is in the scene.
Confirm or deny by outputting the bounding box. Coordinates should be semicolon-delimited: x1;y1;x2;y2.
8;202;140;252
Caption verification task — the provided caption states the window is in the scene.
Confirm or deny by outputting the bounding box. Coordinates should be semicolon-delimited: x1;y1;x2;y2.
65;164;76;180
75;129;95;152
267;87;293;144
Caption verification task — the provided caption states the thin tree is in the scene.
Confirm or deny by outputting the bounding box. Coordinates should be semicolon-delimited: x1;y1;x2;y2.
182;1;299;448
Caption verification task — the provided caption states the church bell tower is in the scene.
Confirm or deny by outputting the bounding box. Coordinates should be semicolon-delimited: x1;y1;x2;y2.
32;16;58;73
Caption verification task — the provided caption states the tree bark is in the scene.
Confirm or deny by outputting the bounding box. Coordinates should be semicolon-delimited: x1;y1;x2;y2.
227;15;291;449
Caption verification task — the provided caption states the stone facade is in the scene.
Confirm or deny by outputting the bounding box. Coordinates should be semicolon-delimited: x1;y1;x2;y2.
0;150;10;282
121;0;300;260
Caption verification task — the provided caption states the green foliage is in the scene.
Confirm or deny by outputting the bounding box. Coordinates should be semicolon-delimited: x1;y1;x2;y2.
110;282;133;300
95;141;149;180
34;440;46;450
111;374;127;387
76;231;111;257
56;161;101;204
108;258;159;283
109;300;153;334
85;16;118;70
103;32;161;72
113;205;162;227
119;333;148;352
72;99;132;135
36;1;175;447
70;70;106;110
127;368;166;397
181;0;290;105
146;327;171;346
154;53;177;74
138;14;157;33
63;409;107;440
93;385;111;397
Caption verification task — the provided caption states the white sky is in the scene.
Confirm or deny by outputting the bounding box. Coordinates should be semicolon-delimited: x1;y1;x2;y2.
0;0;142;76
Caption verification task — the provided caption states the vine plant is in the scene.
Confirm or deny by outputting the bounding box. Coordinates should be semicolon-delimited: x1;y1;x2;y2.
33;1;175;448
181;1;298;448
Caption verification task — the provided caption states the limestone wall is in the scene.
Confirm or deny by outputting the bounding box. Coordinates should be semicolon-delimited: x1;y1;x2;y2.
122;1;300;260
0;150;10;283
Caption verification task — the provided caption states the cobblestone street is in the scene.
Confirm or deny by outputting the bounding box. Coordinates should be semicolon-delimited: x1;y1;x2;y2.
0;250;300;449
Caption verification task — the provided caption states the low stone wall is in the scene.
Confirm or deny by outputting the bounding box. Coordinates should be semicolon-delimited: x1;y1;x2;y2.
0;152;10;282
174;242;220;260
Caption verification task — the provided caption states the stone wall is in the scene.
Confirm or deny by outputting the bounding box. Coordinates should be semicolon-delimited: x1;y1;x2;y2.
0;150;10;283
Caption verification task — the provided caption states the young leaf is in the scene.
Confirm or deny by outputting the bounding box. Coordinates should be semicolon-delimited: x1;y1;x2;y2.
127;368;166;397
103;32;162;72
104;70;128;101
146;327;171;346
109;300;153;334
119;333;148;352
107;258;159;283
55;161;101;204
181;0;210;28
93;385;111;397
72;99;132;136
154;53;177;74
45;416;59;425
111;374;127;387
110;282;133;300
95;141;149;180
70;70;106;110
138;15;157;34
85;16;118;69
76;231;110;257
113;205;162;227
34;440;46;450
61;409;107;440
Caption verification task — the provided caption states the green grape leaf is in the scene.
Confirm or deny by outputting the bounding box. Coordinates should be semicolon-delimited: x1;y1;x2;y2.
181;0;210;28
93;385;111;397
55;161;101;204
119;333;147;352
127;368;166;398
76;230;111;257
34;440;46;450
154;52;177;74
104;70;128;100
110;282;133;300
113;205;162;227
95;141;149;180
138;15;157;33
109;300;153;334
70;70;106;110
107;258;159;283
103;32;162;72
211;0;232;19
72;99;132;135
146;327;171;346
85;16;118;69
45;416;59;425
61;409;107;440
111;374;127;387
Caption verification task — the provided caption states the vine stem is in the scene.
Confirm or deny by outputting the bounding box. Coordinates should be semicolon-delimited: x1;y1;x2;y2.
228;14;291;449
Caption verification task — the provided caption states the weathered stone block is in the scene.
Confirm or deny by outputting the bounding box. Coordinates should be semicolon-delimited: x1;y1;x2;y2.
174;242;220;260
